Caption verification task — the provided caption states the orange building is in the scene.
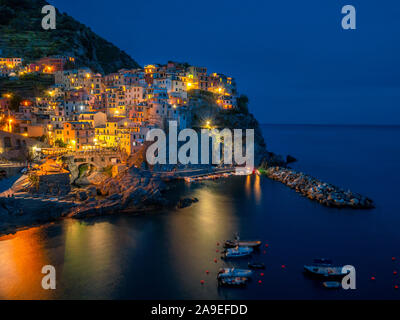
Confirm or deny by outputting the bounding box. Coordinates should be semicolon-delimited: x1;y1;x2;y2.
63;122;95;151
0;57;22;69
35;56;68;73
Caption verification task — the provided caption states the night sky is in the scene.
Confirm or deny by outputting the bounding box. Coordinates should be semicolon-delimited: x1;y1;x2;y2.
49;0;400;125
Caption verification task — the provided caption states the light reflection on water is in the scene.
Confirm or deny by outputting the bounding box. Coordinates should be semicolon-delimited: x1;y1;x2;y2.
245;174;262;205
0;227;55;299
59;220;124;299
0;179;242;300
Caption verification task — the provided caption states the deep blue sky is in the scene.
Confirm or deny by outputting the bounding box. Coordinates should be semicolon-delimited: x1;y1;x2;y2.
49;0;400;125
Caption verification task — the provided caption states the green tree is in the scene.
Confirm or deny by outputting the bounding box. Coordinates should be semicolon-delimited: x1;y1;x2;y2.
55;139;67;148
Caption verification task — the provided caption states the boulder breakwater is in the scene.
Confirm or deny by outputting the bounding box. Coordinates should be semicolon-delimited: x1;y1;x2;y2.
266;167;374;209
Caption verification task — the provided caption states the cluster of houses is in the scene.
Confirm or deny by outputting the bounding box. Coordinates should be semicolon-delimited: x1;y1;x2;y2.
0;56;238;156
0;56;74;77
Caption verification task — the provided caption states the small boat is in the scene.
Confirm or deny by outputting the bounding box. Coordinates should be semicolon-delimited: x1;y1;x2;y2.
218;268;253;278
323;281;341;289
222;246;253;258
224;234;262;248
304;265;348;278
224;240;262;248
218;277;248;287
248;262;265;269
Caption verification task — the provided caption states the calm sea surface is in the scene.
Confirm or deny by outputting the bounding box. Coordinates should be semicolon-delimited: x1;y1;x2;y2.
1;124;400;300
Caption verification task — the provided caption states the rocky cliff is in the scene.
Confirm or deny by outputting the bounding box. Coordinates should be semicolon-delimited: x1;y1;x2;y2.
69;166;170;219
188;91;285;167
0;0;140;74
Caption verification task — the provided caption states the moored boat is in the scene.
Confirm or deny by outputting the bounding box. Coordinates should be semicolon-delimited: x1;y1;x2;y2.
218;277;249;287
222;246;253;258
224;240;262;248
248;262;265;269
323;281;341;289
304;265;349;278
218;268;253;278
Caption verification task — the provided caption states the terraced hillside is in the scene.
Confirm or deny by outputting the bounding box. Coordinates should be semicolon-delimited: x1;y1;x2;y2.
0;0;140;74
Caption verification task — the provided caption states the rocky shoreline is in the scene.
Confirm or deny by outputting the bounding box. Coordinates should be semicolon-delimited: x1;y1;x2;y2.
0;163;376;235
68;166;170;219
266;166;374;209
0;165;206;235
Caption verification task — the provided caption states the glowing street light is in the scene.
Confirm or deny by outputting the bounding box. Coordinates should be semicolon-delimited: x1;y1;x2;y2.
7;118;13;132
204;120;212;129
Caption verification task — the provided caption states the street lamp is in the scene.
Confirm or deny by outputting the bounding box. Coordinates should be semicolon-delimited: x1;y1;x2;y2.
7;118;13;132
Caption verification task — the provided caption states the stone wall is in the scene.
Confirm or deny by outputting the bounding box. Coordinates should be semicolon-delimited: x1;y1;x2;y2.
266;167;374;209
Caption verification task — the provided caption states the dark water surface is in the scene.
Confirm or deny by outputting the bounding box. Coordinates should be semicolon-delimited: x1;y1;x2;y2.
1;125;399;299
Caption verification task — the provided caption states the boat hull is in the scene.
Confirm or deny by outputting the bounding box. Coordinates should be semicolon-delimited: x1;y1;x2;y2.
224;240;262;248
218;268;253;278
304;265;348;279
222;252;252;259
222;247;253;259
218;277;249;287
323;281;341;289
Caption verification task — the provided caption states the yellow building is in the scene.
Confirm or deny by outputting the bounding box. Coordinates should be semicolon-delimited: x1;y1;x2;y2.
117;128;133;155
95;126;118;148
182;74;199;91
117;127;141;155
54;129;64;144
94;119;120;148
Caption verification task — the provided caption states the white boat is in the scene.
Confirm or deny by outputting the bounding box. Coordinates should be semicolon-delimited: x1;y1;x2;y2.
225;240;262;248
218;277;248;287
304;265;348;278
223;246;253;258
218;268;253;278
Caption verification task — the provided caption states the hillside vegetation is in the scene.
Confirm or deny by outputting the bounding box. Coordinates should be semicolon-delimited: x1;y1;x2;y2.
0;0;140;74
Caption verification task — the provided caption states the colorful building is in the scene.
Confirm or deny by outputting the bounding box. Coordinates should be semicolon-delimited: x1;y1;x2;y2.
63;122;95;150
